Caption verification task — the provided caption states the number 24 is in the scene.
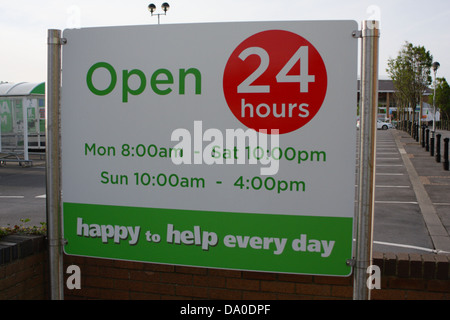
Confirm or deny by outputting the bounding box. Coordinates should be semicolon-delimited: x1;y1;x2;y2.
237;46;315;94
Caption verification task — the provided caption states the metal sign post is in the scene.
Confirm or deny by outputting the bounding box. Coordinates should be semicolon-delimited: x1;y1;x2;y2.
353;20;380;300
46;29;64;300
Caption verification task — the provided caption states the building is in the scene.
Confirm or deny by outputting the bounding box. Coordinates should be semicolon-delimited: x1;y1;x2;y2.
357;79;433;121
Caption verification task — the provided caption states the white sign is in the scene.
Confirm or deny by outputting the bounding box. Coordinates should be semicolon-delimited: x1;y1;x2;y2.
61;21;358;275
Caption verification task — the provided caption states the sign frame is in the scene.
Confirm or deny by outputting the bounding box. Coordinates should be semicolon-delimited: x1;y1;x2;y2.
57;20;360;278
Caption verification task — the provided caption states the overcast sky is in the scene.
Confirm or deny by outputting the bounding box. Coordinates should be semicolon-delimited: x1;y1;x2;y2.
1;0;449;83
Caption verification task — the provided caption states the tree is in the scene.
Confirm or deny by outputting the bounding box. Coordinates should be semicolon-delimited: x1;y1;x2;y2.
386;42;433;127
431;77;450;120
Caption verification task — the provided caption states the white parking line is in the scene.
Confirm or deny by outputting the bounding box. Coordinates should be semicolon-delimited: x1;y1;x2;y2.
0;195;46;199
373;241;449;254
376;185;410;188
375;200;418;204
377;165;404;168
0;195;25;199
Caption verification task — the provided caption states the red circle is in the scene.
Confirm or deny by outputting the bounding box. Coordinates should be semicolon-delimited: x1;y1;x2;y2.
223;30;327;134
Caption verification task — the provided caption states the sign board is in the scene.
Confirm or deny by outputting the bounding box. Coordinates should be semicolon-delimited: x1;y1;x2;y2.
61;20;358;276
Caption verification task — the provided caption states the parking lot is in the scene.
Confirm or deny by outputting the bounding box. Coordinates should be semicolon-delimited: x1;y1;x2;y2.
370;129;450;254
0;156;46;227
1;129;450;255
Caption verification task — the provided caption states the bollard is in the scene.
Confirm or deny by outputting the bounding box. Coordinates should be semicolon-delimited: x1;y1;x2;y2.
430;132;434;157
422;125;426;147
436;134;441;163
426;129;430;151
415;123;419;142
444;138;449;171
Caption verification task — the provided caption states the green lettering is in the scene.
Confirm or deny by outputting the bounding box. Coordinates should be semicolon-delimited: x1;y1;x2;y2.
100;171;109;184
311;151;326;162
179;68;202;94
151;69;173;95
85;143;96;155
86;62;117;96
122;69;147;103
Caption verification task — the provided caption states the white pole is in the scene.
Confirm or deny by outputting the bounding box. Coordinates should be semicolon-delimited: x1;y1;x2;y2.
354;20;380;300
22;98;29;161
46;29;64;300
0;110;2;153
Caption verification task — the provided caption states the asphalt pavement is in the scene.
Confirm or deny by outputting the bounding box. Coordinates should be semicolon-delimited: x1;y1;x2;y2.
0;155;46;228
1;129;450;256
371;128;450;254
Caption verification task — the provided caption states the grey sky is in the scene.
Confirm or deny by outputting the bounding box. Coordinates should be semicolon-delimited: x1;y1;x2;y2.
1;0;448;83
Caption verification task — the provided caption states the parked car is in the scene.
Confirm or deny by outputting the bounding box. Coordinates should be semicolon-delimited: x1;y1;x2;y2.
357;119;393;130
377;120;393;130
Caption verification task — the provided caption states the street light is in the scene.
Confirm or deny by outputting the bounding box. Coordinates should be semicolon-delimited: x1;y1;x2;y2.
148;3;170;24
432;61;440;133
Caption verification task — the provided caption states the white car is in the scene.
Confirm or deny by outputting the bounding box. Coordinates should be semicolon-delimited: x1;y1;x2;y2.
377;120;393;130
357;119;393;130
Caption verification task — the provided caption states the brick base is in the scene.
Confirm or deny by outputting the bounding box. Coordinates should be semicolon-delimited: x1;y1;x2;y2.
1;235;448;300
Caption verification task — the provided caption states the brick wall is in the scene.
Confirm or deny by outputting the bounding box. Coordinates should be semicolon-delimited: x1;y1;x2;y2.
62;253;449;300
371;252;450;300
0;235;48;299
63;255;354;300
1;235;449;300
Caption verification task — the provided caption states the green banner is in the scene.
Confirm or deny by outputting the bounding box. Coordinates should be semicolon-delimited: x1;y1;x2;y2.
63;202;353;276
0;99;13;133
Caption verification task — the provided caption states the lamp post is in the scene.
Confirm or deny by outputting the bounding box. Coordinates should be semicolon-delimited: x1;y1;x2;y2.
148;2;170;24
432;61;440;132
